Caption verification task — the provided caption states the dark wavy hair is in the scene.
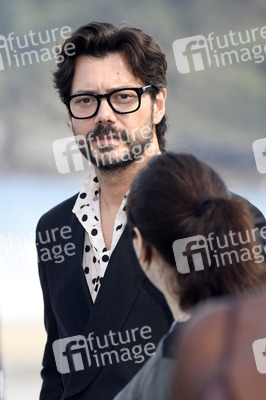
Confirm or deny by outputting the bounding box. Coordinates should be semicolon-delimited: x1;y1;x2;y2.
127;152;266;311
53;21;167;151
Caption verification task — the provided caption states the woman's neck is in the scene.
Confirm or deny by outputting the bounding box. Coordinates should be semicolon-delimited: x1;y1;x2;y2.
163;291;190;322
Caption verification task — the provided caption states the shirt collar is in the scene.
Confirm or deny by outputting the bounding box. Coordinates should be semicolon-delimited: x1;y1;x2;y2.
72;171;129;235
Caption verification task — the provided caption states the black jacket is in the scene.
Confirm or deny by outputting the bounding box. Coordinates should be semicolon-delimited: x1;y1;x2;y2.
37;193;173;400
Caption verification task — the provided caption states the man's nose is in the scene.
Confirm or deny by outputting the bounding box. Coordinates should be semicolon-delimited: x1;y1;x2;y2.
94;98;117;125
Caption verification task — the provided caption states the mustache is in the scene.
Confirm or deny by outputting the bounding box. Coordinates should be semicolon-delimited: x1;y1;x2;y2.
86;125;129;142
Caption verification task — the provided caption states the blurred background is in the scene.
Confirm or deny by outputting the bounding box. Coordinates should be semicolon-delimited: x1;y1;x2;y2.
0;0;266;398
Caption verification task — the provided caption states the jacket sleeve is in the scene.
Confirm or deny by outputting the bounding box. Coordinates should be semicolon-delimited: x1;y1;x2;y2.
37;217;64;400
113;338;177;400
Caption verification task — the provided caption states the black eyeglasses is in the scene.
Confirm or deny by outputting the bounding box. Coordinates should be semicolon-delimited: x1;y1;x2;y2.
63;85;155;119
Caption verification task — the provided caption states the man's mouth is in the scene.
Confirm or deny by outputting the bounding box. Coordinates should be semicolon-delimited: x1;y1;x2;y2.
87;126;130;148
96;134;120;146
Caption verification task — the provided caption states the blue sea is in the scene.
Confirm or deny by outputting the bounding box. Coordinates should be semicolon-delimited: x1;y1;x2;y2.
0;173;265;321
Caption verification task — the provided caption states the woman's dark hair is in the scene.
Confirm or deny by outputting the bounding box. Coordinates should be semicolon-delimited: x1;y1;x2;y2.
53;21;167;151
127;152;266;311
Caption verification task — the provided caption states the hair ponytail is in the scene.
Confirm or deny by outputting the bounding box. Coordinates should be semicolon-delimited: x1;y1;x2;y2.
178;195;265;310
127;152;266;311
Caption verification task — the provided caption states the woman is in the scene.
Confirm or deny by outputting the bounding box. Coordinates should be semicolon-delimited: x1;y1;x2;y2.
173;289;266;400
113;152;266;400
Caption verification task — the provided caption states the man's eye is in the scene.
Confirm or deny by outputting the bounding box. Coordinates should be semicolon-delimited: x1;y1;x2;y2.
75;97;95;105
80;97;91;103
119;94;131;99
113;93;135;102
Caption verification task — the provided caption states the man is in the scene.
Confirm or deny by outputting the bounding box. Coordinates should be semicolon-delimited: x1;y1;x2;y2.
37;21;266;400
37;22;173;400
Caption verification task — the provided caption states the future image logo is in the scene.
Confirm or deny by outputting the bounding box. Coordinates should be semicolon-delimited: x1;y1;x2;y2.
52;126;156;174
252;138;266;174
172;35;211;73
52;135;91;174
172;235;211;274
0;26;75;71
172;227;266;274
52;326;156;374
173;26;266;74
252;338;266;374
53;335;91;374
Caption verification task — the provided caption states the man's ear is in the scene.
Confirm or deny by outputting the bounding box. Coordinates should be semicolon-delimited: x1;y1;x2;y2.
66;107;72;128
132;227;148;263
153;88;167;125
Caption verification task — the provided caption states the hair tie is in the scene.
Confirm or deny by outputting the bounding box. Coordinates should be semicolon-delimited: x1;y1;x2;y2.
197;195;214;216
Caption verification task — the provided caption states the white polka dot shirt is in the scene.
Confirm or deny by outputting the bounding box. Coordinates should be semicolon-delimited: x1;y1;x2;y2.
72;171;128;303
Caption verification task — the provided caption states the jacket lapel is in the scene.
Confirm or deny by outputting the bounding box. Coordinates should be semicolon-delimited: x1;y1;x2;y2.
65;224;146;395
59;211;93;334
86;224;145;332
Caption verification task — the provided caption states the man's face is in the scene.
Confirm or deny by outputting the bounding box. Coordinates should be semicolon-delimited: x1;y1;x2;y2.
67;53;165;171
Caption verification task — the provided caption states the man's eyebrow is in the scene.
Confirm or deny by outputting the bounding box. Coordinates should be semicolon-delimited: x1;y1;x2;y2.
74;85;139;95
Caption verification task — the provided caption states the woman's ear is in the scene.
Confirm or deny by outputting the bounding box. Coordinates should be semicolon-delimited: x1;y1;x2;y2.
153;88;167;125
132;227;147;263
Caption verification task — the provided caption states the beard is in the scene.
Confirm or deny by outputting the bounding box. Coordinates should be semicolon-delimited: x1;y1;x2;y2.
74;119;154;172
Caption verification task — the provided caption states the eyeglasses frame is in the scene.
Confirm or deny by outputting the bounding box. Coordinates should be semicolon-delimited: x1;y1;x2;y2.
63;85;155;119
